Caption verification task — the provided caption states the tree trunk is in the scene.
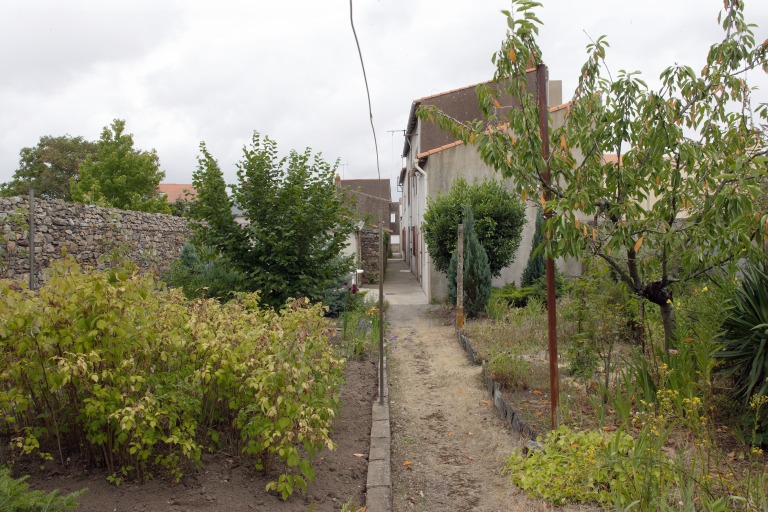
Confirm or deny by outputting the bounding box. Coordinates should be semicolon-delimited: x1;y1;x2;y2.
659;300;676;353
641;281;675;352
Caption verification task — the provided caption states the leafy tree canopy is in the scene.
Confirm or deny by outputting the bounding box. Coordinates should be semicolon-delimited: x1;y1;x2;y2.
71;119;170;213
0;135;96;200
190;133;355;309
423;177;526;278
418;0;768;347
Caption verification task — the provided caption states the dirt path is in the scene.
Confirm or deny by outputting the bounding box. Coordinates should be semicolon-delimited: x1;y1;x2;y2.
387;304;593;512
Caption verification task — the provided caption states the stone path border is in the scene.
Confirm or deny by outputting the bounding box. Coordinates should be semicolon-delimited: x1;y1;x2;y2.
456;329;539;441
365;356;391;511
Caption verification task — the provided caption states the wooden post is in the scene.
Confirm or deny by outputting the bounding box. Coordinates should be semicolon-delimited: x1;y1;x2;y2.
456;223;464;328
537;63;559;430
378;221;385;406
28;188;35;291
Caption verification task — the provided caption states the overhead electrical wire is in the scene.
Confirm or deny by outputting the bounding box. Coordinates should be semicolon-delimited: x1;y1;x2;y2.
349;0;381;180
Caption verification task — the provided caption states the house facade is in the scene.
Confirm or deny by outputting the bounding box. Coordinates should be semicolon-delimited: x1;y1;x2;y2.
398;75;579;302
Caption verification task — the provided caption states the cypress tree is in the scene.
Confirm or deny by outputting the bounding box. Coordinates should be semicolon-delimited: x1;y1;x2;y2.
521;207;545;287
448;205;492;317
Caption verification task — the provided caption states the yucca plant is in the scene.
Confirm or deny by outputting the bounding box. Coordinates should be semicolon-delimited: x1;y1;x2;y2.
716;259;768;404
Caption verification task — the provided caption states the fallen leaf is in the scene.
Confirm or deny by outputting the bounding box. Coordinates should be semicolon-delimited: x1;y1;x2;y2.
531;390;544;396
535;411;544;417
447;431;453;437
480;400;490;406
467;456;474;461
403;460;413;466
353;453;366;458
466;432;474;436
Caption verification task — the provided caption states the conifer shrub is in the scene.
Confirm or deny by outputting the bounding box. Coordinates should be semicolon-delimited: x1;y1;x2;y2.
521;208;545;287
0;467;84;512
448;205;492;317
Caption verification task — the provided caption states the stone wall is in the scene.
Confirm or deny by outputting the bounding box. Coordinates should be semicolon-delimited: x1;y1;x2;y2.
0;196;190;283
360;228;382;284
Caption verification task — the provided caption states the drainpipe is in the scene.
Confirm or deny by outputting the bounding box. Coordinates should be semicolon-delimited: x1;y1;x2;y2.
414;162;429;300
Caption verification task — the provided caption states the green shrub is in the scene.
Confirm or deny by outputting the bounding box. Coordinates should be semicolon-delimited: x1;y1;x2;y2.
504;426;635;506
528;270;569;306
422;177;526;277
490;283;532;308
448;205;492;317
165;243;248;301
566;338;599;379
0;258;344;499
322;279;364;318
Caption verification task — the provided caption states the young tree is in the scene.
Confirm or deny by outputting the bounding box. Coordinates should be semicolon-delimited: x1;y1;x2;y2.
419;0;768;348
71;119;170;213
423;177;526;278
448;204;492;317
0;135;96;200
191;132;355;309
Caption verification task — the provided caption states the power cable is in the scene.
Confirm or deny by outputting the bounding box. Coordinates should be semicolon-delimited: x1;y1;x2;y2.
349;0;381;180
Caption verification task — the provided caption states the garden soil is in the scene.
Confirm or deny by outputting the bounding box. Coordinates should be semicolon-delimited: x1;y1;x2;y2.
387;303;597;512
9;358;377;512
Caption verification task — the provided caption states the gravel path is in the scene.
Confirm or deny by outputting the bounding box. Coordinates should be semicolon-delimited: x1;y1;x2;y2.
386;303;594;512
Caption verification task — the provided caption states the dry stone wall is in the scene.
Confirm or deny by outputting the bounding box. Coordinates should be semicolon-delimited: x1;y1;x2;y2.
0;196;190;283
360;228;381;284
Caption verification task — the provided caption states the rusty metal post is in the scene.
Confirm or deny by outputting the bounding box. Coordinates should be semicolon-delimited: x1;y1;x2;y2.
456;224;464;328
378;221;385;406
537;63;559;430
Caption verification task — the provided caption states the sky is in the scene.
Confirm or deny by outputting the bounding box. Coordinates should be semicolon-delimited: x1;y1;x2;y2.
1;0;766;197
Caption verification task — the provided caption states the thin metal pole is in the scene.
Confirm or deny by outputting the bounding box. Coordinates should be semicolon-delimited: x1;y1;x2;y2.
456;224;464;328
378;221;385;406
537;63;559;430
28;188;35;290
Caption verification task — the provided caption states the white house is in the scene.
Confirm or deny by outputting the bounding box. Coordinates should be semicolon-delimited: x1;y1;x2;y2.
398;74;578;302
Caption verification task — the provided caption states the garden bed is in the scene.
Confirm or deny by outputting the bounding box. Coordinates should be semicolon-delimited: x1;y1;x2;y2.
3;356;377;512
456;291;768;508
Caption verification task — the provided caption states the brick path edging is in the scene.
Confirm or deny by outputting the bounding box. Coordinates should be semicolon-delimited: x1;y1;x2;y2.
365;356;391;511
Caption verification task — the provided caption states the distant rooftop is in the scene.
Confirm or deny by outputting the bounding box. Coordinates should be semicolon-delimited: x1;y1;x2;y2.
336;177;391;202
158;183;197;203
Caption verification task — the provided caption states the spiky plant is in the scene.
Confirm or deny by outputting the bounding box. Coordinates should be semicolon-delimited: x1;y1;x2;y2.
716;259;768;404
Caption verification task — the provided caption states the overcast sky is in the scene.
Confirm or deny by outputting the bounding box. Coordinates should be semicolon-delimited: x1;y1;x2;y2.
1;0;766;195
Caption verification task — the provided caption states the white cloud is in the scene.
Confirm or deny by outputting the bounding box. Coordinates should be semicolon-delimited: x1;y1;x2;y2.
0;0;765;191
